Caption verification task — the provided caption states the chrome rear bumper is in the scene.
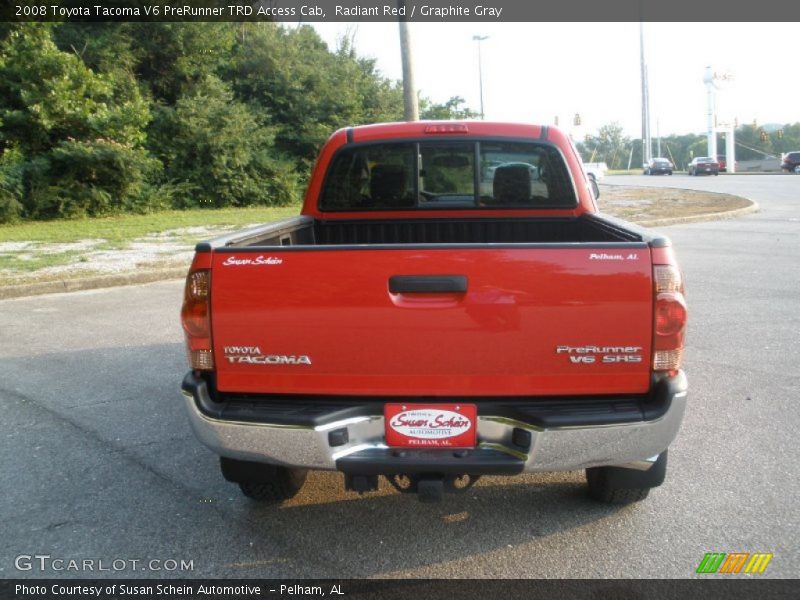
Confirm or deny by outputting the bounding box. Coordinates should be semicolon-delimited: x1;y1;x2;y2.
182;373;686;473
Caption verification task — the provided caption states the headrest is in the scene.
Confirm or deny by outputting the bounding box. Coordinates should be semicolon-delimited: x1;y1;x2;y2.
492;164;532;204
370;164;407;205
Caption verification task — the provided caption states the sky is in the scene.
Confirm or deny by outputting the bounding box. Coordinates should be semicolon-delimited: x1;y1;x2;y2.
310;22;800;138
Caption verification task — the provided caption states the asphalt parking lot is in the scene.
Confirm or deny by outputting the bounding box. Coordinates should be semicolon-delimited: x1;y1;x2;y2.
1;174;798;578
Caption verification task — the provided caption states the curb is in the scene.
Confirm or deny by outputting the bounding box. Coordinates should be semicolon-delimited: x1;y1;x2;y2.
0;196;760;301
0;266;188;301
636;200;759;228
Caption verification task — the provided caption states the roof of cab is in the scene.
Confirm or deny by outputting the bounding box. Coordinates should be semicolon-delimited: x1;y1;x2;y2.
341;121;553;144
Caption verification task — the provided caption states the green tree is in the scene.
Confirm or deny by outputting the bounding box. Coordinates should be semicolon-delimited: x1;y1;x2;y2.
0;21;490;222
420;96;479;120
0;146;24;223
0;23;153;219
149;76;298;208
578;123;631;169
229;24;403;165
0;23;149;154
128;23;235;104
53;23;137;74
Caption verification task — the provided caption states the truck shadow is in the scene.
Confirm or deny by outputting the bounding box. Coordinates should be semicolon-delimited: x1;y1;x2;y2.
1;342;628;578
229;471;627;577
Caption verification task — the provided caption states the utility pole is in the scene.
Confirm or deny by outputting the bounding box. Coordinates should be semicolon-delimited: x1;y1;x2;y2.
473;35;489;119
398;3;419;121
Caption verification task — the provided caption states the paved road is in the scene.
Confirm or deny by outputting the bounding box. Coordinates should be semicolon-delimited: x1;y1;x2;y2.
1;174;798;579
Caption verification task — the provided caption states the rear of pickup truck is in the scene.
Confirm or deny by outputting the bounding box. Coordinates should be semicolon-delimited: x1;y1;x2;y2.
181;122;687;504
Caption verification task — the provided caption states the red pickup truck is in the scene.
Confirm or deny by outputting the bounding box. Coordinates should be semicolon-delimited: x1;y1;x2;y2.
181;121;688;504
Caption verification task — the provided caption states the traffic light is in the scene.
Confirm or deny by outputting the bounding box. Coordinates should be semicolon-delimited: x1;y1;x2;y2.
573;113;581;126
778;129;784;139
759;130;768;142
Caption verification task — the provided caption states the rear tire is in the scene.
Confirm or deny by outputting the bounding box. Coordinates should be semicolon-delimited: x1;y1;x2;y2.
586;451;667;504
220;458;308;502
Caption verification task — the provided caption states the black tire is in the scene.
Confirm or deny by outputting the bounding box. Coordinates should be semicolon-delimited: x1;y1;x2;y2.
586;451;667;504
238;471;306;502
220;457;307;502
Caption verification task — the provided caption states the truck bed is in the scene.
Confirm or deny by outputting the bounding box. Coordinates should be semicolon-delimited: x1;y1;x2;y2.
198;213;662;250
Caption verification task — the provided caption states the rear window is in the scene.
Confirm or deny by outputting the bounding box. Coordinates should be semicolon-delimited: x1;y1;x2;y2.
319;141;577;211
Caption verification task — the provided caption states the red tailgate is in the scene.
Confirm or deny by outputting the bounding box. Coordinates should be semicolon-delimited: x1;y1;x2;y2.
210;247;653;397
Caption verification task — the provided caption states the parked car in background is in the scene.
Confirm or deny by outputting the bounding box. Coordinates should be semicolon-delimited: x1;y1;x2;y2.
781;151;800;173
644;158;673;175
688;157;719;176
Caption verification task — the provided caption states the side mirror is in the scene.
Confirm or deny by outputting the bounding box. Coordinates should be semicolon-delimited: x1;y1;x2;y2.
590;177;600;199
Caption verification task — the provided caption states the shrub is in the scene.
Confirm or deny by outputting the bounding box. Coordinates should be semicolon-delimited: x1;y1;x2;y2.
22;139;159;219
148;76;299;209
0;147;25;223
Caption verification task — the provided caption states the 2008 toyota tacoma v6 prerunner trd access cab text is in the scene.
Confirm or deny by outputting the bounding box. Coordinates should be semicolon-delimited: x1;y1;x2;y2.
180;121;688;504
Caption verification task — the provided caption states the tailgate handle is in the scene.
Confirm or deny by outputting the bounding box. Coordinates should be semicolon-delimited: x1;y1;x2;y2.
389;275;468;294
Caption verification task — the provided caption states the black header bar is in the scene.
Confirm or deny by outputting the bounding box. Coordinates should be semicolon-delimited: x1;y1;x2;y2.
0;579;798;600
4;0;800;22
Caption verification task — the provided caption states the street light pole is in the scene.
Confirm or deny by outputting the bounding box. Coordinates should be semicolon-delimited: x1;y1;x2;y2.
473;35;488;119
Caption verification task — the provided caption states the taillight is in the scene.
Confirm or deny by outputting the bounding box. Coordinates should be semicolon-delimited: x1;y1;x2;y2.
181;269;214;370
653;265;687;374
424;123;469;134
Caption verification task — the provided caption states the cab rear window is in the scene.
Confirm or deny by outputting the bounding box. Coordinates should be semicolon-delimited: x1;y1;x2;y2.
319;141;577;211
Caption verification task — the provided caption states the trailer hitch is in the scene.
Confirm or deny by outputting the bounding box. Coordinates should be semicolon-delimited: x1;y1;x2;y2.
387;473;480;503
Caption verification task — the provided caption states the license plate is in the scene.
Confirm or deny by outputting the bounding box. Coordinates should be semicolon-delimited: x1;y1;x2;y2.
384;403;477;448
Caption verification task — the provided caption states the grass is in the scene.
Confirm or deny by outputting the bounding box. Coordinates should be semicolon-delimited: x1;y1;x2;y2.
601;185;751;222
0;250;84;272
0;205;301;244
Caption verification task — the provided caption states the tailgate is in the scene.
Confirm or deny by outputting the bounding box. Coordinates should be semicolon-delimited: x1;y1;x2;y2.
210;247;653;396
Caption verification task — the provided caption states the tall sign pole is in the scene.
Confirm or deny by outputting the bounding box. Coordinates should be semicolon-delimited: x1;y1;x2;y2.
704;66;717;159
398;2;419;121
639;22;652;166
703;67;736;172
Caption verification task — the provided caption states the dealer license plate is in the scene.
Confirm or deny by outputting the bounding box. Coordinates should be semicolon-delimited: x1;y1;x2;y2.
384;403;477;448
